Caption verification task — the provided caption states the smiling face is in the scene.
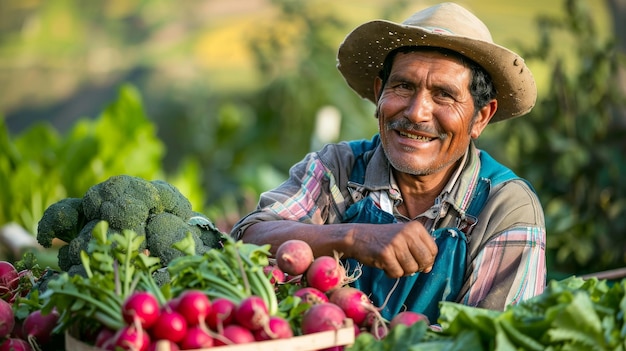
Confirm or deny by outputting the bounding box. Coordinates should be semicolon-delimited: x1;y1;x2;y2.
374;50;495;177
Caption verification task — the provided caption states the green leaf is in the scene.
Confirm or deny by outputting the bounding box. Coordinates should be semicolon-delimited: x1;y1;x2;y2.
546;292;605;348
172;231;197;256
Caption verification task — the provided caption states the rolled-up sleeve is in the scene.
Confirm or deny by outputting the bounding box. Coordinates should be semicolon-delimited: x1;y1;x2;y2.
459;180;547;309
230;144;352;240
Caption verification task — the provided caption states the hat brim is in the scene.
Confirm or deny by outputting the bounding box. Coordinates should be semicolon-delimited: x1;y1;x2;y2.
337;20;537;122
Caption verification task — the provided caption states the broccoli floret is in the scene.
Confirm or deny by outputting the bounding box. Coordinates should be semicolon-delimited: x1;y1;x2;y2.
82;175;161;231
151;180;194;219
145;212;211;265
37;197;85;248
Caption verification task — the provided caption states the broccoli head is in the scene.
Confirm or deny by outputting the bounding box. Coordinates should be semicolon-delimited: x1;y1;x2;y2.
151;180;194;219
41;175;227;275
37;197;85;248
82;175;161;231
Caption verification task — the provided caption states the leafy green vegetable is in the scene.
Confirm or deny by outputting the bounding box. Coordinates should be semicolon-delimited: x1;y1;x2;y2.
38;221;164;333
167;237;278;315
348;276;626;351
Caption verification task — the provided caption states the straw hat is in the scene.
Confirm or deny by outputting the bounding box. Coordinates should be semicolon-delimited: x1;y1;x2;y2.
337;2;536;122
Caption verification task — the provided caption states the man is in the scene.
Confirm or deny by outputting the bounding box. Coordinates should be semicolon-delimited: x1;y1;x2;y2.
231;2;546;322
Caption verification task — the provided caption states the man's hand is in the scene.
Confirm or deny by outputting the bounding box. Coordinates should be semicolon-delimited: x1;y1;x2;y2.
346;221;438;278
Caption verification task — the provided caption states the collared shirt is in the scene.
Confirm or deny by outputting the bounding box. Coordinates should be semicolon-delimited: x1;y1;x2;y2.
231;139;546;310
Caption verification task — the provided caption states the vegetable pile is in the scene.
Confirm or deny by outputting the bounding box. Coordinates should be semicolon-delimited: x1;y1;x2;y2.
2;175;626;351
10;224;363;350
36;174;226;277
1;255;62;351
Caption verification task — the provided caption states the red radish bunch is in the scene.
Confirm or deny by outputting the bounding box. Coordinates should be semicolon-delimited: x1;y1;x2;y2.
0;260;63;351
273;240;432;342
274;240;351;293
110;290;295;350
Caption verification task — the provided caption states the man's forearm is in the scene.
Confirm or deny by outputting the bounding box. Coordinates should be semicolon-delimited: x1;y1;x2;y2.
240;220;357;258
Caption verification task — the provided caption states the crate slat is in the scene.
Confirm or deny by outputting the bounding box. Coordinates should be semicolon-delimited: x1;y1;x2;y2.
66;319;355;351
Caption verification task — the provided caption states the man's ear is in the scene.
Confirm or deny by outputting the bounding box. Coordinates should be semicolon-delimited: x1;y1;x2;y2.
374;77;383;103
471;99;497;139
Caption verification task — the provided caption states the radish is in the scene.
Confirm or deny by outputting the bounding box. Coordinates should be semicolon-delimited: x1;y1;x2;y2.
175;290;212;326
0;338;32;351
0;261;19;301
293;287;329;305
389;311;429;328
149;309;187;343
122;292;160;329
371;322;388;340
328;287;378;326
95;328;116;349
305;255;346;292
301;303;346;334
0;298;15;339
115;325;150;351
263;265;286;285
275;239;314;276
214;324;255;345
234;295;269;331
206;297;236;331
362;310;388;340
253;315;293;341
22;308;59;345
178;325;213;349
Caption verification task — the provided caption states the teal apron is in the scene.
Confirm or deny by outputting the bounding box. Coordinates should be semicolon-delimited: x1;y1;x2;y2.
341;135;528;322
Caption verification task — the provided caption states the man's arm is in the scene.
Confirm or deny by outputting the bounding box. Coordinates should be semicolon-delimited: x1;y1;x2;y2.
241;220;438;278
459;180;547;309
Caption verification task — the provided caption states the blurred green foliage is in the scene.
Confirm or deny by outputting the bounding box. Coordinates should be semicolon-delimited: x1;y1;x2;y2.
0;0;624;278
0;85;206;237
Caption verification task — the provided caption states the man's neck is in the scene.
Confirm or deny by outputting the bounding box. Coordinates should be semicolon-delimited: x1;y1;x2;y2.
392;159;462;219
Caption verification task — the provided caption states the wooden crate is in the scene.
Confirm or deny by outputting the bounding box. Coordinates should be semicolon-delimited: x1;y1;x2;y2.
65;319;355;351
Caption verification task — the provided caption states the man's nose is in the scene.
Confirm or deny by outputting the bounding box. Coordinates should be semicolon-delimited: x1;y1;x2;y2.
404;91;433;123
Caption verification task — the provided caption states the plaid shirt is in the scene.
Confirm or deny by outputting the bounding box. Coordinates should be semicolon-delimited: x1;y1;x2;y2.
232;139;546;310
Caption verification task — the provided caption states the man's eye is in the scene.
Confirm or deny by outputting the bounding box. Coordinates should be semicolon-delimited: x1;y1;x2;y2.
436;90;454;99
392;83;411;91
